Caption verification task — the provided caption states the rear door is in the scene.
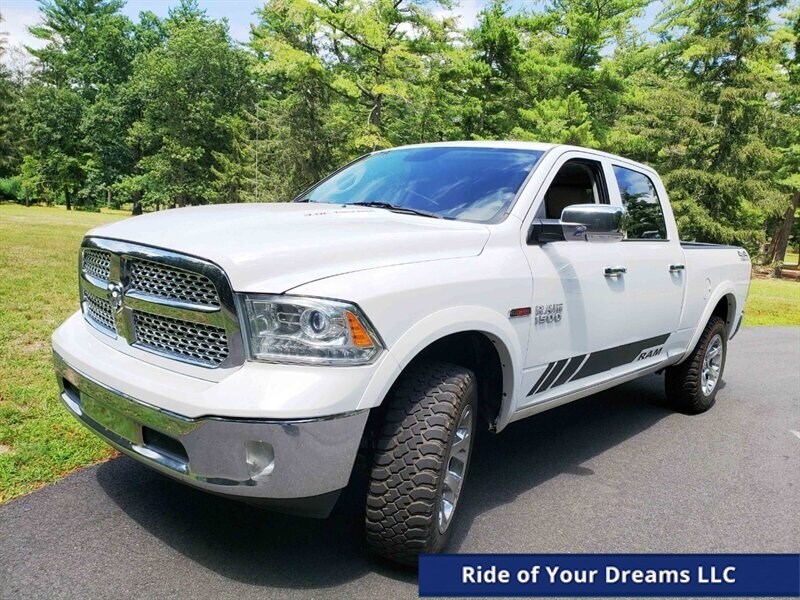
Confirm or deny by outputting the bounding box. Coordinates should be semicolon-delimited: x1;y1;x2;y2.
607;163;685;360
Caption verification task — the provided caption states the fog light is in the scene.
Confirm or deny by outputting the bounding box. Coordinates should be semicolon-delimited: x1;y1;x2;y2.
245;441;275;479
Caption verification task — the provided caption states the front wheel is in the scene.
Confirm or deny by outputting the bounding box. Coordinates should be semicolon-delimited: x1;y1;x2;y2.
665;316;727;414
365;362;477;565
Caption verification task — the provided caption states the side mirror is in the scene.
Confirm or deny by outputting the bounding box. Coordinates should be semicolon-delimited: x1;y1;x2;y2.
528;204;626;244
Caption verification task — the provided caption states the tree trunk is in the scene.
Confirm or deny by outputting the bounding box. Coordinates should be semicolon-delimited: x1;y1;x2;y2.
131;190;143;216
768;190;799;277
369;94;382;129
64;186;72;211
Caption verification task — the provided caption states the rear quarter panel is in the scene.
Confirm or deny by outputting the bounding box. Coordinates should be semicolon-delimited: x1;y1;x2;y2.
679;244;751;355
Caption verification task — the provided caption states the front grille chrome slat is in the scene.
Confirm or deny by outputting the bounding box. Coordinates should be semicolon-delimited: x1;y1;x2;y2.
84;289;116;333
78;238;243;370
133;311;229;367
83;249;112;282
129;259;220;308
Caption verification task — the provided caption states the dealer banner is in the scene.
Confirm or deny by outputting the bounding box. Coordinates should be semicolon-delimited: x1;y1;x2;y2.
419;554;800;597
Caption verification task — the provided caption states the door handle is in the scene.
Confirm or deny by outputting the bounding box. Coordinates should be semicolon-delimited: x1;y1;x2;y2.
604;266;627;278
669;264;685;272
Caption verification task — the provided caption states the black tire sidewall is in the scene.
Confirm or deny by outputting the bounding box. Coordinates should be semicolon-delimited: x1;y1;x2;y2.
665;315;728;414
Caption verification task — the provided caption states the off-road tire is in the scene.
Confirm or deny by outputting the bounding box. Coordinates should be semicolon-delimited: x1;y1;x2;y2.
665;316;727;414
365;361;477;566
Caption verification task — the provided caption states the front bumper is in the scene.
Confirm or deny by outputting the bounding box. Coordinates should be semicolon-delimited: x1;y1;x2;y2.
54;352;368;514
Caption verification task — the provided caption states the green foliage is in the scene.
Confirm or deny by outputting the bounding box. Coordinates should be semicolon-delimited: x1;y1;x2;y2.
0;0;796;259
609;0;795;253
122;2;253;208
21;84;86;208
0;177;22;200
0;13;23;177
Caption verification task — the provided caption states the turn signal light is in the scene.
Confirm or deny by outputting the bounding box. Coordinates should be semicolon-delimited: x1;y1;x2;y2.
347;311;373;347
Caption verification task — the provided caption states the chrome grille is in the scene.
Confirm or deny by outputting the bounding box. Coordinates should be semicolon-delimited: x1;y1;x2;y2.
83;249;111;282
133;311;229;367
79;238;244;370
129;259;220;308
84;289;116;333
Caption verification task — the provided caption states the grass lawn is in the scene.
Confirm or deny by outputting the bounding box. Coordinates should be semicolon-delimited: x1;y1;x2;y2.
0;203;798;504
744;277;800;326
0;204;123;503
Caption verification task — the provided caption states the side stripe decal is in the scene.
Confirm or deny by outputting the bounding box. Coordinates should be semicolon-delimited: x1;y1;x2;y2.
536;358;568;394
550;354;586;389
571;333;670;381
528;361;558;396
526;334;670;397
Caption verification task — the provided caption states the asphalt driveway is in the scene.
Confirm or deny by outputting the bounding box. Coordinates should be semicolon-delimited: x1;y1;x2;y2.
1;327;798;599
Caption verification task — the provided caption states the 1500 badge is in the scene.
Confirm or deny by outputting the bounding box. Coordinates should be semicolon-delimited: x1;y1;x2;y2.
535;303;563;325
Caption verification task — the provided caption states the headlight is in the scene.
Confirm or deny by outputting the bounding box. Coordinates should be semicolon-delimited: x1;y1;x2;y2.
239;294;383;365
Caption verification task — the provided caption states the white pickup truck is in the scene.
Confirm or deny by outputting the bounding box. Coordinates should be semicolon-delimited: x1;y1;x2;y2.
53;142;751;564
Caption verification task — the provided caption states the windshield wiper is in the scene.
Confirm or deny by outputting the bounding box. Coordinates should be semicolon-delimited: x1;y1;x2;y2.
345;201;442;219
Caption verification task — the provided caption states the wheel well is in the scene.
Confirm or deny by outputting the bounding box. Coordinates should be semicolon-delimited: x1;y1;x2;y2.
363;331;506;445
412;332;505;429
712;294;736;337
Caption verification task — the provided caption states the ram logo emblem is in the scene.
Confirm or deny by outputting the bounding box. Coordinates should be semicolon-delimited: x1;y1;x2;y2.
107;282;125;313
637;347;663;360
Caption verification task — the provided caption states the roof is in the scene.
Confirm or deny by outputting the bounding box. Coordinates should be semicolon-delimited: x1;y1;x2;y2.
386;141;657;176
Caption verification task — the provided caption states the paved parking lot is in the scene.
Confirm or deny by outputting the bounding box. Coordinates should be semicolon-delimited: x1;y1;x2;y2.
1;327;798;599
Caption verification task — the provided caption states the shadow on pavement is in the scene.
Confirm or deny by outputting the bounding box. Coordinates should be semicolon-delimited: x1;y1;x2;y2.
96;373;672;589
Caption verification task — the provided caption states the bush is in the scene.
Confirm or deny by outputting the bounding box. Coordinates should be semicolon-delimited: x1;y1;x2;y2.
0;177;22;200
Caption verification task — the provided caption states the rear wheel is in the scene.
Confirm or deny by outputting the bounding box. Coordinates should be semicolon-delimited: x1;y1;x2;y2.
365;361;477;565
665;316;727;414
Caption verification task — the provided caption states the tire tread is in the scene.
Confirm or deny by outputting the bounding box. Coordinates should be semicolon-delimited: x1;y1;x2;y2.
365;361;475;565
665;316;726;414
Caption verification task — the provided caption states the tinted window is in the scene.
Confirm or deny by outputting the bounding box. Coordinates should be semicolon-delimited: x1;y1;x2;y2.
613;166;668;240
543;160;606;219
304;147;544;222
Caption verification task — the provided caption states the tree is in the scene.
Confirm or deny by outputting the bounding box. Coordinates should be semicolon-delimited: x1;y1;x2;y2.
610;0;788;253
457;0;522;139
312;0;454;150
0;12;23;177
29;0;132;97
21;0;135;208
249;0;342;200
21;85;85;209
211;115;256;203
761;6;800;271
124;1;253;208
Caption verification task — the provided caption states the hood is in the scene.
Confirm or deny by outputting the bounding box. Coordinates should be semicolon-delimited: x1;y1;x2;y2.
89;203;491;292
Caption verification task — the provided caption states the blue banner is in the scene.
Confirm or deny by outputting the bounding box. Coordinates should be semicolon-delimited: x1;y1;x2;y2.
419;554;800;597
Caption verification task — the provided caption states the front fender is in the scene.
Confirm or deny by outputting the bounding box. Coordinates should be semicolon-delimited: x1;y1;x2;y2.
357;305;523;430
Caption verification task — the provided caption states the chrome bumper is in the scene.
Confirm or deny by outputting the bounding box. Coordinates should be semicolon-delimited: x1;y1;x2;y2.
54;352;368;512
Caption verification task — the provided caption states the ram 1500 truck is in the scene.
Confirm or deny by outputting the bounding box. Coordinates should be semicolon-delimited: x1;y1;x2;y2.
53;142;751;564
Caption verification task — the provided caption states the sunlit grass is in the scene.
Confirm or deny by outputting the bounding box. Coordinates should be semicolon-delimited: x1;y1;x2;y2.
0;204;124;503
744;277;800;326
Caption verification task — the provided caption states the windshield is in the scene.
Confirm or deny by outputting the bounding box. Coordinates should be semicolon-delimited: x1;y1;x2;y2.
301;147;544;222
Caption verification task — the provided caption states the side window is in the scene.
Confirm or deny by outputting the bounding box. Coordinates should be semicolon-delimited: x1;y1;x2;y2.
540;159;607;219
613;166;668;240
